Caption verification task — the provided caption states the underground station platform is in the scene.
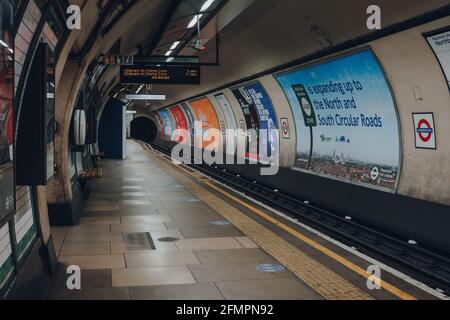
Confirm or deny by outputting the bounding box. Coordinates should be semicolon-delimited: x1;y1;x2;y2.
1;0;450;314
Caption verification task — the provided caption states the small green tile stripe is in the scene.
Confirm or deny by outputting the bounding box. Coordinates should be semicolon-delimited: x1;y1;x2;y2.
16;224;37;260
0;256;14;289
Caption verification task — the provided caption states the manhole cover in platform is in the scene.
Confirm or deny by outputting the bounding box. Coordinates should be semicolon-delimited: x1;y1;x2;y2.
157;237;180;243
256;264;286;273
209;220;231;226
123;232;156;250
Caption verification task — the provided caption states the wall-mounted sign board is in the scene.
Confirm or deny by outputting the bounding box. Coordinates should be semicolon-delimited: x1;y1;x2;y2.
425;27;450;90
280;118;290;139
103;54;134;65
120;65;200;85
413;113;436;150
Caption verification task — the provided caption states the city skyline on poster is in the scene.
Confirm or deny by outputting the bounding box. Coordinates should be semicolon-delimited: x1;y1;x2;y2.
275;50;401;191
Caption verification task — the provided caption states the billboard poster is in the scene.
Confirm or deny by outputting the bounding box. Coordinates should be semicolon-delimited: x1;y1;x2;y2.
46;49;56;181
232;87;259;159
181;102;195;140
154;112;165;138
189;98;220;149
158;110;174;139
275;49;400;191
232;82;279;160
169;105;189;143
214;93;237;130
0;0;14;221
426;27;450;89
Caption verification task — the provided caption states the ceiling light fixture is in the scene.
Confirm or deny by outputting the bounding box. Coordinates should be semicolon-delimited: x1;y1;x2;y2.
170;41;181;50
200;0;216;12
0;40;9;48
135;84;144;94
186;0;215;29
125;94;166;101
165;50;173;56
187;14;203;29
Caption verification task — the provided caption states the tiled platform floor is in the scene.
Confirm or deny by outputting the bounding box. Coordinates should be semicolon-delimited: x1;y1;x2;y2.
48;142;322;300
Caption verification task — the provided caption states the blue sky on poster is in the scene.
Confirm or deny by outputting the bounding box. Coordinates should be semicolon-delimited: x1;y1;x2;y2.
159;109;174;137
276;50;400;167
241;82;279;157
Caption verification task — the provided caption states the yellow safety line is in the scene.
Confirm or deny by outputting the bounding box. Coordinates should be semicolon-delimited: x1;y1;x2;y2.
136;141;417;300
203;180;416;301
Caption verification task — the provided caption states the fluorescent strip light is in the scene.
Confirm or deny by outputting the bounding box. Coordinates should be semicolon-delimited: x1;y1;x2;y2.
0;40;9;48
135;84;144;94
8;48;13;54
200;0;215;12
187;14;203;29
126;111;137;114
125;94;166;101
170;41;181;50
165;50;173;56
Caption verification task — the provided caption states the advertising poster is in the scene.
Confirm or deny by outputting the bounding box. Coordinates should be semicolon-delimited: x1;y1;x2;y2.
232;82;279;160
158;110;174;139
275;50;400;191
46;50;56;181
181;102;195;141
169;105;189;143
214;93;238;154
0;0;15;221
426;28;450;89
189;98;220;149
154;112;165;138
214;93;237;131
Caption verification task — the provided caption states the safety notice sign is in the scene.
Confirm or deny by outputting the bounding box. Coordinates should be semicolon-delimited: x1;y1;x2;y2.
413;113;436;149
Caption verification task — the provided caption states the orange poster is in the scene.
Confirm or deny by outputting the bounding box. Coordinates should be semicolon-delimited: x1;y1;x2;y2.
189;98;220;149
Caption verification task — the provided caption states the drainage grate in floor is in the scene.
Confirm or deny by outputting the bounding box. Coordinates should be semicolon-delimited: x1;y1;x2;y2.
123;232;156;250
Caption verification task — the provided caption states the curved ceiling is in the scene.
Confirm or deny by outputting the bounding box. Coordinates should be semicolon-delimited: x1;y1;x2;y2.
63;0;450;114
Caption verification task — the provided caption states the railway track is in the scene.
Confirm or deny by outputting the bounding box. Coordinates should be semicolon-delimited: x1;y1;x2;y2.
139;140;450;296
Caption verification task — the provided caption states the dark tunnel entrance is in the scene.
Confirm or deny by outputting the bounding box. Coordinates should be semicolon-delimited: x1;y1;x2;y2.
130;117;158;144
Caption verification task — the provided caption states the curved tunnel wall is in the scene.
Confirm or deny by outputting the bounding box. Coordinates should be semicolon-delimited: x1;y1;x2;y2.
130;117;158;144
153;17;450;253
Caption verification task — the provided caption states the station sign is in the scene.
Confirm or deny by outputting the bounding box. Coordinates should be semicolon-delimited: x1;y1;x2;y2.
291;84;317;127
103;54;134;65
120;65;200;85
425;28;450;89
280;118;290;139
413;113;436;149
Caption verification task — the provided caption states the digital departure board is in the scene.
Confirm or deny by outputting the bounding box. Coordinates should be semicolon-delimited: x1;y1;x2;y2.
120;65;201;85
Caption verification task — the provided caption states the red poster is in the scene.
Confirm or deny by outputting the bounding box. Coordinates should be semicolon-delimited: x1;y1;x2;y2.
169;105;189;143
